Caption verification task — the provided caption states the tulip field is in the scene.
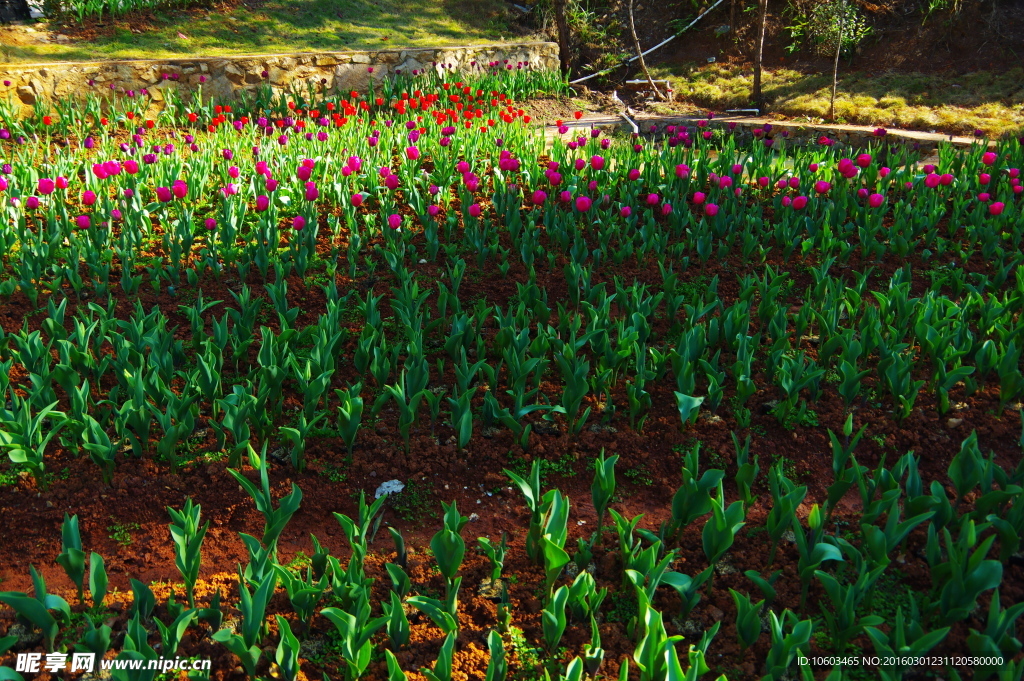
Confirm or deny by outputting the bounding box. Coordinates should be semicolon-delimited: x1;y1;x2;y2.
1;67;1024;681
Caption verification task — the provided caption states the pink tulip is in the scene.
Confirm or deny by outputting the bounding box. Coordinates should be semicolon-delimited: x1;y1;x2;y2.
856;154;872;168
172;181;188;199
56;176;69;189
704;203;719;217
427;205;441;217
868;193;884;208
789;177;800;189
675;164;690;179
205;218;217;230
574;158;586;171
297;165;312;181
385;175;400;190
647;193;660;206
388;214;402;229
256;195;270;211
406;146;420;161
982;152;997;166
82;190;97;206
858;188;869;199
781;196;792;207
662;202;673;215
305;183;319;201
979;173;991;185
468;203;482;218
38;178;55;195
979;193;990;202
156;186;172;202
989;202;1005;215
691;192;705;205
808;163;819;172
590;155;605;171
814;181;831;194
532;190;547;205
293;215;306;230
732;163;742;175
26;196;39;210
757;176;769;187
879;167;890;178
75;215;90;229
575;196;592;212
125;160;139;175
110;209;122;221
719;176;733;189
620;206;632;217
559;191;572;204
792;196;808;210
924;175;940;188
0;178;6;192
940;174;954;186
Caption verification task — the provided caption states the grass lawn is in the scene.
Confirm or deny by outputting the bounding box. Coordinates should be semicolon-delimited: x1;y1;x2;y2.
0;0;522;63
650;62;1024;138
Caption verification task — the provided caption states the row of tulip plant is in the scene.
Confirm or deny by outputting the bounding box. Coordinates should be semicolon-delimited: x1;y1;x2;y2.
2;436;1021;680
0;66;1022;677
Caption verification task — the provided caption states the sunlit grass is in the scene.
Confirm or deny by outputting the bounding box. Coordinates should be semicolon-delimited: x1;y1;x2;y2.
0;0;520;63
652;62;1024;137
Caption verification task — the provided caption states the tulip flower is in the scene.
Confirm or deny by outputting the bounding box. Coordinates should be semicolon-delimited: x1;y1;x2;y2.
82;191;96;206
172;181;188;199
879;167;890;178
468;203;482;218
56;176;70;189
385;175;400;190
989;202;1004;216
532;189;547;205
427;205;441;217
792;196;808;210
156;186;172;202
940;173;954;186
978;193;990;202
406;146;420;161
982;152;997;166
205;218;217;230
704;203;719;217
757;176;769;187
620;206;632;217
675;164;690;179
575;196;592;212
75;215;90;229
293;215;306;230
662;202;673;215
111;209;122;221
856;154;872;168
590;155;605;170
256;195;270;211
924;174;940;188
868;193;884;208
814;181;831;194
305;183;319;201
692;192;705;205
789;177;800;189
979;173;990;185
38;178;55;195
352;193;364;207
26;196;39;209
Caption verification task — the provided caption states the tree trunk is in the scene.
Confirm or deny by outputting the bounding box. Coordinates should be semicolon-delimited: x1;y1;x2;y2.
829;11;845;122
629;0;663;100
554;0;571;74
752;0;768;111
730;0;737;37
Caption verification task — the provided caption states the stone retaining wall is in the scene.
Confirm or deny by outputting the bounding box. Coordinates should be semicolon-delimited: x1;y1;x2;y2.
0;42;559;115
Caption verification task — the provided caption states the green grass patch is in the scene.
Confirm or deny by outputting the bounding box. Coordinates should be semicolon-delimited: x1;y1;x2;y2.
3;0;520;63
650;63;1024;137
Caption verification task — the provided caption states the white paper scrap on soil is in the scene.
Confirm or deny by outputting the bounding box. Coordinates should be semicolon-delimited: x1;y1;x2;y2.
375;479;406;499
